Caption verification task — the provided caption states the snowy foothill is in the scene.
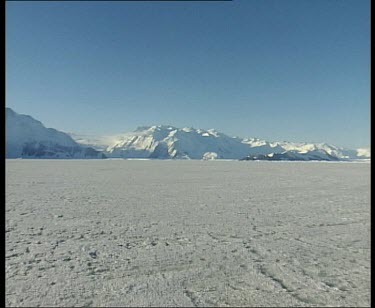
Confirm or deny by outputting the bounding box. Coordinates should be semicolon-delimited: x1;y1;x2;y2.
6;159;370;307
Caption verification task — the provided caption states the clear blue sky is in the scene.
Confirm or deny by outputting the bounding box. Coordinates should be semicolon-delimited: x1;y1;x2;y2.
6;0;370;148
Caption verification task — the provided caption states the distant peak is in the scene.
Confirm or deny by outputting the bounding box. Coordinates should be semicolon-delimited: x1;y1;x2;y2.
181;127;194;132
134;125;178;132
155;125;177;130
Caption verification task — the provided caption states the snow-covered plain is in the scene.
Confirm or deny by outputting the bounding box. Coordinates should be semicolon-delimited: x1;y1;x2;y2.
6;160;370;307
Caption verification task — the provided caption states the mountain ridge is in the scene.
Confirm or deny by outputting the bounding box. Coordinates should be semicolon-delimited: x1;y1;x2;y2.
71;124;370;161
6;108;105;159
6;108;370;160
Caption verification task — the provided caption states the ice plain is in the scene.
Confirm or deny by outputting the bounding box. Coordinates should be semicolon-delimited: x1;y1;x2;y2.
6;159;370;307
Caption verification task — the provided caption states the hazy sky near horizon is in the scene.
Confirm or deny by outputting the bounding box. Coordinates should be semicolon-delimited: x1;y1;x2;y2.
6;0;370;148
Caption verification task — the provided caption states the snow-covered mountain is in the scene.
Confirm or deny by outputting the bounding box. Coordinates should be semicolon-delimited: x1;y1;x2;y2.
240;150;340;161
7;108;368;161
70;125;370;161
105;125;255;159
356;147;371;158
269;141;366;160
6;108;105;159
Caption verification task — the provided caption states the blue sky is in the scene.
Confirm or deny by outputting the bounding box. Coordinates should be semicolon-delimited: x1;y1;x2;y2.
6;0;370;148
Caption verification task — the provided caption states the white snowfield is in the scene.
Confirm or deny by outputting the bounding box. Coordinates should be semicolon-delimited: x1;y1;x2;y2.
6;160;370;307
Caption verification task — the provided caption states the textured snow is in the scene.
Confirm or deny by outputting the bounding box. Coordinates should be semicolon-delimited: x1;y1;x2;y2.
6;160;370;307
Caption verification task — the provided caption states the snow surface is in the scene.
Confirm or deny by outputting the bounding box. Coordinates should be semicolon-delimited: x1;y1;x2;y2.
6;160;370;307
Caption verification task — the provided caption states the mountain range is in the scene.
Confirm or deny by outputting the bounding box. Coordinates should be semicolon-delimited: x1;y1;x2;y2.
6;108;370;161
